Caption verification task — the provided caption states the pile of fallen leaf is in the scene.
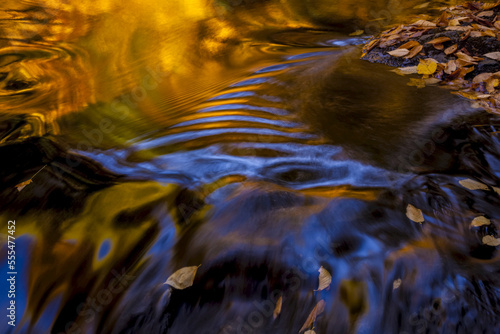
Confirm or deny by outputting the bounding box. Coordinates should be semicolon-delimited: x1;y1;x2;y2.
362;1;500;114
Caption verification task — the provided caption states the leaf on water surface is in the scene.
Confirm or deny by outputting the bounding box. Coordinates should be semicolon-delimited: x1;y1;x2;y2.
471;216;491;227
417;59;438;75
459;178;489;190
304;331;316;334
391;66;418;75
388;48;410;57
273;296;283;319
15;179;32;192
484;52;500;61
406;204;424;223
299;300;325;333
164;265;200;289
494;187;500;195
482;235;500;247
349;30;364;36
393;278;402;290
316;266;332;291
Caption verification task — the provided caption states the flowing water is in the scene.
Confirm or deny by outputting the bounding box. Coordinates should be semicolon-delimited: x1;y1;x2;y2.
1;1;500;333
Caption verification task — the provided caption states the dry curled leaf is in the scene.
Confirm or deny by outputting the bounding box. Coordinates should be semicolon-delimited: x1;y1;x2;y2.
459;179;489;190
273;296;283;319
15;179;32;192
398;40;420;49
484;52;500;61
317;266;332;291
388;49;410;57
471;216;491;227
417;59;438;75
444;44;458;55
426;36;451;44
164;265;200;289
405;45;424;59
299;300;325;333
406;204;424;223
391;66;418;75
482;235;500;247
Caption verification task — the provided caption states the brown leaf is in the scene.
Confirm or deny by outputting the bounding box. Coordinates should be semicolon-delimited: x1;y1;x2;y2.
473;72;494;84
304;331;316;334
398;40;420;49
412;19;436;27
388;49;410;57
299;300;325;333
426;36;451;44
482;235;500;247
477;10;494;17
444;44;458;55
15;179;32;192
446;26;470;31
317;266;332;291
164;265;200;289
471;216;491;227
391;66;418;75
459;178;489;190
405;45;423;59
406;204;424;223
273;296;283;319
444;60;457;74
484;52;500;61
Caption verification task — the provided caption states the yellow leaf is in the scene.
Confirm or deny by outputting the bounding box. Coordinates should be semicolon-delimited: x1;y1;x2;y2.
484;52;500;61
459;179;489;190
471;216;491;227
15;179;32;192
164;265;200;289
482;235;500;247
494;187;500;195
417;59;438;75
273;296;282;319
304;331;316;334
407;78;426;89
299;300;325;333
388;49;410;57
317;266;332;291
406;204;424;223
349;30;364;36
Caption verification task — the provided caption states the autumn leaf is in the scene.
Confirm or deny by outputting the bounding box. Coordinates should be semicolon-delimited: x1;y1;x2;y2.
316;266;332;291
494;187;500;195
304;331;316;334
405;45;424;59
388;49;410;57
164;265;200;289
391;66;418;76
406;204;424;223
426;36;451;45
477;10;494;17
482;235;500;247
412;19;436;27
472;72;494;84
15;165;47;192
484;52;500;61
471;216;491;227
398;40;420;50
349;30;364;36
299;300;325;333
393;278;402;290
459;179;489;190
444;44;458;55
417;59;438;75
273;296;283;319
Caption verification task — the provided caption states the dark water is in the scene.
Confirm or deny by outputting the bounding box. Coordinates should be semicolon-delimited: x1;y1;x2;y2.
1;1;500;333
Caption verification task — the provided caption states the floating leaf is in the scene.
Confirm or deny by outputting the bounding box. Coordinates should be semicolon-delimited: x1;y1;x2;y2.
299;300;325;333
304;331;316;334
417;59;438;75
317;266;332;291
393;278;402;290
15;179;32;192
391;66;418;75
482;235;500;247
494;187;500;195
388;49;410;57
273;296;283;319
459;179;489;190
471;216;491;227
407;78;426;88
484;52;500;61
406;204;424;223
349;30;364;36
164;265;200;289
